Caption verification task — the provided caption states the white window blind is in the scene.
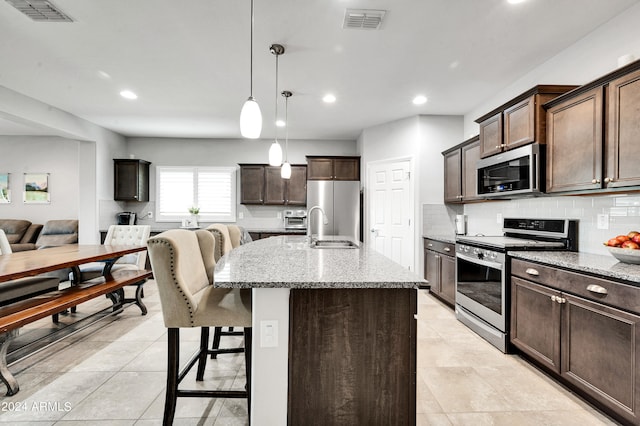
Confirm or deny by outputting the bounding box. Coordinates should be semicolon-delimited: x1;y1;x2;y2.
156;166;236;222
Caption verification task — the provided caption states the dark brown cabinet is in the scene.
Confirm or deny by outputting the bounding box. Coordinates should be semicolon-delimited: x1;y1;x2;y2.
114;159;150;202
545;87;603;193
443;136;481;203
475;85;577;159
545;60;640;194
240;165;265;204
424;238;455;306
606;68;640;188
511;259;640;425
307;156;360;181
240;164;306;205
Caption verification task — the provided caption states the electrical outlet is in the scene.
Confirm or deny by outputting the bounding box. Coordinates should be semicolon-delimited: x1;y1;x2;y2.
597;214;609;229
277;212;282;219
238;212;244;219
260;320;278;348
496;213;503;225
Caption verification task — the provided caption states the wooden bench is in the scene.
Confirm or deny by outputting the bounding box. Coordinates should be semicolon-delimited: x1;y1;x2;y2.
0;268;151;396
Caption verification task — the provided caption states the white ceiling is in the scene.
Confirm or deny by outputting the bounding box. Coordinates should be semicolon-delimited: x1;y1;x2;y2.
0;0;638;140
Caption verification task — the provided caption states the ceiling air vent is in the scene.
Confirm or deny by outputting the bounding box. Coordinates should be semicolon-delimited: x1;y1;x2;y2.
5;0;73;22
343;9;386;30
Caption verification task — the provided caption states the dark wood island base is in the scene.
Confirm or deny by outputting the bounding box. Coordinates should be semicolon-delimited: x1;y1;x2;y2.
288;288;417;425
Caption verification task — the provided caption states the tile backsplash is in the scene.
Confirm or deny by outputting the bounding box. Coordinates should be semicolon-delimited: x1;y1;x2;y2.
462;194;640;255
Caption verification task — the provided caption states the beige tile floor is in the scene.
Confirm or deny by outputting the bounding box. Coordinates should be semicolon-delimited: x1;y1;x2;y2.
0;283;620;425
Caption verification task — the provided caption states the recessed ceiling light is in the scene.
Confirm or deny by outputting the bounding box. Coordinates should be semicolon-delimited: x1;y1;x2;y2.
276;119;286;127
507;0;526;4
323;94;336;103
120;90;138;100
412;95;427;105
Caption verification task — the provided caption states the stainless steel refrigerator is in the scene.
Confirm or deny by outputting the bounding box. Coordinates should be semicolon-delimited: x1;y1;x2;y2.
306;180;360;241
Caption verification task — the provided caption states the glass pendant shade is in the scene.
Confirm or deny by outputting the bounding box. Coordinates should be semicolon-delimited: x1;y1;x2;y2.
269;141;283;166
281;161;291;179
240;97;262;139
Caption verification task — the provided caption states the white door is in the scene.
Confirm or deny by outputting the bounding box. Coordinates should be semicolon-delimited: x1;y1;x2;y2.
368;160;414;270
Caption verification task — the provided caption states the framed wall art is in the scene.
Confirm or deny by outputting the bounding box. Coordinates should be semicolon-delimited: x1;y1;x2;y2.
24;173;50;204
0;173;9;203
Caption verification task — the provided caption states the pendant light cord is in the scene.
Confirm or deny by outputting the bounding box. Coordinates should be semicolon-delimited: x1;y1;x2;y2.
274;51;279;142
284;95;289;161
249;0;254;97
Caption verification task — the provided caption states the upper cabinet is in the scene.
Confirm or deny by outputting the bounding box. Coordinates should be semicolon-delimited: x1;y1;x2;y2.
443;136;481;204
240;164;307;205
307;156;360;181
475;85;578;159
545;60;640;194
114;159;150;202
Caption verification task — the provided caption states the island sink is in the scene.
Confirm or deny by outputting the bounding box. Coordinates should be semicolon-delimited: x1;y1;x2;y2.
309;239;358;249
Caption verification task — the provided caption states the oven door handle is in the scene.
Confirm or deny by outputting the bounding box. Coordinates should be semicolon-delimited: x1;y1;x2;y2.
456;252;503;270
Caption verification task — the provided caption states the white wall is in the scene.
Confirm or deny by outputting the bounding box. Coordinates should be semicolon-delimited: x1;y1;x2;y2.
463;2;640;137
358;115;463;272
0;86;127;243
119;137;357;231
0;136;79;224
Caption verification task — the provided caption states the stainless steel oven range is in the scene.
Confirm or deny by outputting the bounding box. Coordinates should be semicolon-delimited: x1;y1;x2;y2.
455;218;578;353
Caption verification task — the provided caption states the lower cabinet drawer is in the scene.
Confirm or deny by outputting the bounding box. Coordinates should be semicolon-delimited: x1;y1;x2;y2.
512;258;640;315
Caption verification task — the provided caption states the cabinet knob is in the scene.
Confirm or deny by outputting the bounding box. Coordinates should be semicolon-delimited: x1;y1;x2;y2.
501;144;506;148
586;284;608;295
495;145;501;149
525;268;539;276
604;177;613;184
551;295;557;302
427;243;433;247
444;247;451;252
133;195;138;199
591;178;600;184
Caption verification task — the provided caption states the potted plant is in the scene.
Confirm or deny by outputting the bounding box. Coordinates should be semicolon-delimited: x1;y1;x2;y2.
188;206;200;227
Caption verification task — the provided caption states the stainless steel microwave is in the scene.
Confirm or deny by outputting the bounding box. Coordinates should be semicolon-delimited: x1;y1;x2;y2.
476;144;544;198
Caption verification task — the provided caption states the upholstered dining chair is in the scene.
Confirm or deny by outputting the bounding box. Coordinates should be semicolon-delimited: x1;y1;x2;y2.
205;224;245;359
75;224;151;314
146;229;252;424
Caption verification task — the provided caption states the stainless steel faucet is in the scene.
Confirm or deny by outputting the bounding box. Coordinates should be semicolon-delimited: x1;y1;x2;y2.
307;205;328;243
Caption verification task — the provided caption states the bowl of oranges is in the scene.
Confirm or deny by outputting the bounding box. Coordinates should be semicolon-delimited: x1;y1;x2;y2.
604;231;640;264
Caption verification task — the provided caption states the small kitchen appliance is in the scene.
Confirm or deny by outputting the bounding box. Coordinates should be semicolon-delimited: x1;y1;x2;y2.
454;218;578;353
455;214;467;235
116;212;137;225
284;209;307;230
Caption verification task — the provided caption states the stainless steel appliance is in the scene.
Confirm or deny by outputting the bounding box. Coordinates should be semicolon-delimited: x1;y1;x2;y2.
455;218;578;352
306;180;360;241
116;212;137;225
284;209;307;230
477;144;544;198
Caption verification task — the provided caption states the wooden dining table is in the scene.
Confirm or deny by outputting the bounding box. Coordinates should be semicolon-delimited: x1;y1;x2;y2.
0;244;148;283
0;244;151;396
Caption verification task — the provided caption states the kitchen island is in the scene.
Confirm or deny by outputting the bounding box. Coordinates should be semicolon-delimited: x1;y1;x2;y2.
214;235;426;425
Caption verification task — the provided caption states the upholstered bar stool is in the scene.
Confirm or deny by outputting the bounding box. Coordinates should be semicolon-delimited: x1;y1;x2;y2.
205;224;244;359
147;229;252;425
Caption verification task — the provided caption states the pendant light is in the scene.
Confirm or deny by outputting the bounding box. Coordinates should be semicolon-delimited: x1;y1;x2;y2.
268;43;284;166
281;90;292;179
239;0;262;139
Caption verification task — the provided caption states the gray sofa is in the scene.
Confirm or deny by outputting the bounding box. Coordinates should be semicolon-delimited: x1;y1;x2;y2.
0;219;42;252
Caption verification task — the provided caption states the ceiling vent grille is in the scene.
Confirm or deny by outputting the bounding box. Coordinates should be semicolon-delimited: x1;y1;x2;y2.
343;9;386;30
5;0;73;22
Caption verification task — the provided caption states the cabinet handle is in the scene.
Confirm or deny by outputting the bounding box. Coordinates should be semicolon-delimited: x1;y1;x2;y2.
501;144;506;148
591;178;601;184
444;247;451;252
495;145;501;149
604;177;613;184
551;295;557;302
427;243;433;247
586;284;608;295
525;268;539;276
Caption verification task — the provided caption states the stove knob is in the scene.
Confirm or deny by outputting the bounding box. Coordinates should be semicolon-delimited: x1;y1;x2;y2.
490;252;497;260
463;246;469;253
473;248;480;255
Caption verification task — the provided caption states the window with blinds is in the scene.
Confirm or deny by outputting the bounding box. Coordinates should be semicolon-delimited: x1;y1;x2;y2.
156;166;236;222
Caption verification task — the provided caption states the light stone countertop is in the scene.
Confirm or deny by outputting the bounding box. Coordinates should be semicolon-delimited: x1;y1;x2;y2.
422;234;456;245
509;251;640;285
214;235;426;289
